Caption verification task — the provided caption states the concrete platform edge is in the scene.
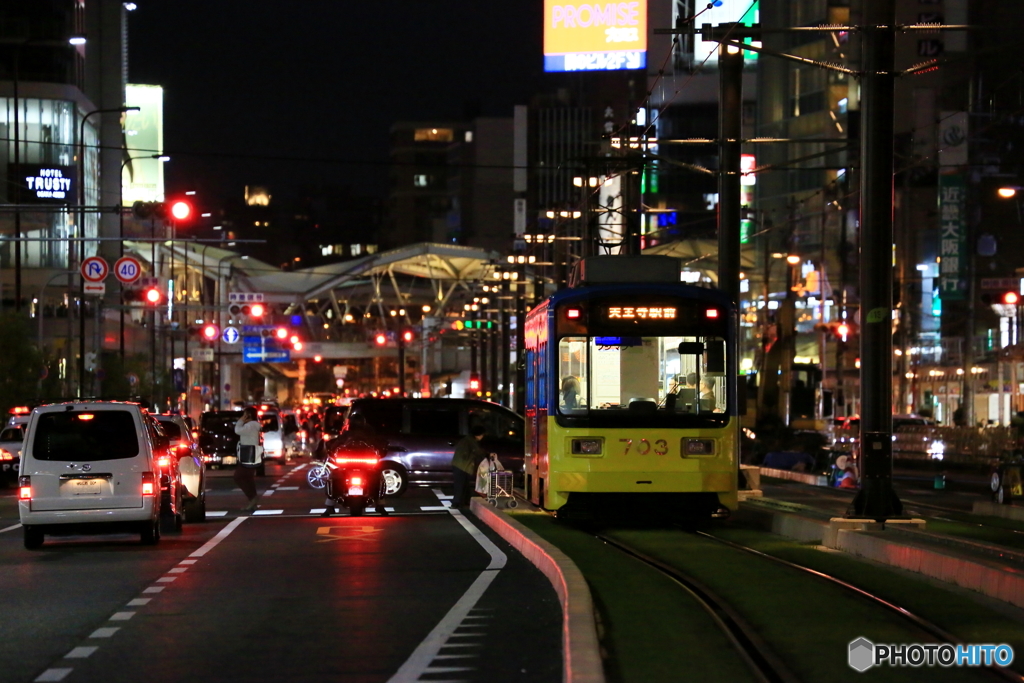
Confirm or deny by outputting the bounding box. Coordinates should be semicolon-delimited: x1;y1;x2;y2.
759;467;829;487
741;501;1024;609
470;499;606;683
973;500;1024;521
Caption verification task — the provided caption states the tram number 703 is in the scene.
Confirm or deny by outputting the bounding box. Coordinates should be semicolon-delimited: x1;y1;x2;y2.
620;438;669;456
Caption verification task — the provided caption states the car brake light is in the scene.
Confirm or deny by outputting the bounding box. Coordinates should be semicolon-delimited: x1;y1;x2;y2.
177;443;190;451
77;413;95;421
142;471;155;496
157;456;171;468
18;476;31;500
350;476;362;486
10;406;30;415
706;309;719;318
0;448;13;461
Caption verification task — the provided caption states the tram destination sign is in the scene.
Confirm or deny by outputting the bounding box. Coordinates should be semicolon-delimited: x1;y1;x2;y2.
604;305;677;320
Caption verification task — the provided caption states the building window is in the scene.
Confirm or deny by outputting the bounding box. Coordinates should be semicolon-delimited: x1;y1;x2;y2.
414;174;430;187
351;244;363;256
464;131;474;143
414;128;453;142
320;245;332;256
366;244;378;255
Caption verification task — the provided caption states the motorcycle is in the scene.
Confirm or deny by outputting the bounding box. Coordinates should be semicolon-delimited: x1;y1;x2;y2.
325;442;385;517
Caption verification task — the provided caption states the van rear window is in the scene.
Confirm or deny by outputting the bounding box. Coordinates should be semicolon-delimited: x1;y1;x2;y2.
157;420;182;440
32;411;140;461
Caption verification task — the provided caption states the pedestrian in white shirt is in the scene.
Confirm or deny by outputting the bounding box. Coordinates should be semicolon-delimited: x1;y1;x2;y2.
234;406;262;511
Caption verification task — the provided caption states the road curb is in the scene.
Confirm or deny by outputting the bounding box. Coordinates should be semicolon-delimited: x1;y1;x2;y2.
470;499;605;683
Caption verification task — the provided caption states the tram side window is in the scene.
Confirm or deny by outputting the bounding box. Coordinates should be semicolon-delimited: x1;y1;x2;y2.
664;337;727;414
558;337;588;414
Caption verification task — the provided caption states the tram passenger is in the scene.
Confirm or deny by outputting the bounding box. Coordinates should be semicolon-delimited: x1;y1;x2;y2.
561;376;582;412
699;379;717;412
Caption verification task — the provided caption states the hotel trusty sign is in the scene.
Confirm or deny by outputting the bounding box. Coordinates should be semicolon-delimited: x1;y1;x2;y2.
11;164;77;203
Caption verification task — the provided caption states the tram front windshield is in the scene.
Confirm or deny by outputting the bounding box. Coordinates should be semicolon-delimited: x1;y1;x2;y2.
557;336;727;417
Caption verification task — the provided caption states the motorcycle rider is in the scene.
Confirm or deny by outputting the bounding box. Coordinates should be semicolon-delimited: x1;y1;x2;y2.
322;413;389;517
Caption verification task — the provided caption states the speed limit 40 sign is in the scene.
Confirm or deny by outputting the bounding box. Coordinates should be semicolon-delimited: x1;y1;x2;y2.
114;256;143;285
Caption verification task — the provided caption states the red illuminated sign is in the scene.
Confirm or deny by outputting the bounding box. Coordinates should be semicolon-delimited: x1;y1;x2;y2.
604;306;676;320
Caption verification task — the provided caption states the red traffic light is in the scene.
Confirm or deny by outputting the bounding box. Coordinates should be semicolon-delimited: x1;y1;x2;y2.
835;323;850;341
402;330;414;343
202;324;219;341
275;327;288;340
375;333;387;346
144;287;163;305
250;303;265;318
468;375;481;392
169;199;191;221
1003;291;1020;305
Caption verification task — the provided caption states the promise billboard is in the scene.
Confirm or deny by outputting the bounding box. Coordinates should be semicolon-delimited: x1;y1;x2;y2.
544;1;647;72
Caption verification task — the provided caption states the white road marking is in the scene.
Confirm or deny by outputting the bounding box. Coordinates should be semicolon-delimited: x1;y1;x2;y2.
431;488;453;500
109;612;134;621
88;628;119;638
126;598;151;607
0;523;22;533
206;511;229;517
387;508;506;683
190;515;248;558
276;486;299;490
167;567;188;573
64;646;97;659
252;509;284;515
142;586;164;594
261;489;275;496
423;666;474;673
34;668;72;681
420;506;449;511
310;508;327;514
179;559;197;565
156;577;176;583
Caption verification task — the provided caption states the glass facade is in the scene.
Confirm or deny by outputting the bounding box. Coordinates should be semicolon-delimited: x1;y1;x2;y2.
0;96;97;268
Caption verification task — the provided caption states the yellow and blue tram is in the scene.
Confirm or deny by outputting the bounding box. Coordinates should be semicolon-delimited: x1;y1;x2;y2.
523;258;739;519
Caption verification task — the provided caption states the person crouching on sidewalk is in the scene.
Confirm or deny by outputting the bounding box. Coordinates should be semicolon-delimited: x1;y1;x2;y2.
451;425;488;508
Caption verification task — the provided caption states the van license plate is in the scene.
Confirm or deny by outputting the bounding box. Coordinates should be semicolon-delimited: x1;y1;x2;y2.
62;478;105;496
222;456;237;465
348;486;363;496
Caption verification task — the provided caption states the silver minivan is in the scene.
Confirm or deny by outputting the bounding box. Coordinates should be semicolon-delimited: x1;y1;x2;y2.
18;402;163;548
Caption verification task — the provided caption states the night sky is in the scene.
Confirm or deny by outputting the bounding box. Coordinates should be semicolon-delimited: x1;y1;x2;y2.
128;1;545;205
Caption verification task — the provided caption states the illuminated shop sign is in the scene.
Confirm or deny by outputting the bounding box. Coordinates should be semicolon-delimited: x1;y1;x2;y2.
605;306;676;320
11;165;76;203
544;1;647;72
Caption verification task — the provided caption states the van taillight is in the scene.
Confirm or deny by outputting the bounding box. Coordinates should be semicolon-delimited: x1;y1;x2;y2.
141;472;155;496
18;476;31;500
157;455;171;468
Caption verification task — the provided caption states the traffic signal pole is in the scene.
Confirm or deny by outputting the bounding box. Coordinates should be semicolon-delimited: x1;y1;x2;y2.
856;0;900;519
718;42;744;307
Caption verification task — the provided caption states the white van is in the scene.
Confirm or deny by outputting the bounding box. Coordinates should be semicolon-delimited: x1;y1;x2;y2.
18;402;162;549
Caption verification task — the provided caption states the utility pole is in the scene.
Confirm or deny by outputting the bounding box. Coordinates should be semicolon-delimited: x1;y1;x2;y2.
718;40;744;307
855;0;900;519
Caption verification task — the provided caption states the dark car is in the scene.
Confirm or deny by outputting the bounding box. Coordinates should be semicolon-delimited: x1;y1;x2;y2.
198;410;244;468
332;398;524;497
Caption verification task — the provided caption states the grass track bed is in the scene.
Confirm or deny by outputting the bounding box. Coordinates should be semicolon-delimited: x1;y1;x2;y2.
516;511;1021;682
511;512;756;683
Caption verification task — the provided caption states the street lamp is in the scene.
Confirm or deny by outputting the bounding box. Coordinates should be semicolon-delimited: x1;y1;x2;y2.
76;105;139;396
4;34;86;311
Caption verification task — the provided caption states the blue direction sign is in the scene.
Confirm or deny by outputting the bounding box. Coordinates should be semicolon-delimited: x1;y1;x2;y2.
242;336;290;364
222;326;240;344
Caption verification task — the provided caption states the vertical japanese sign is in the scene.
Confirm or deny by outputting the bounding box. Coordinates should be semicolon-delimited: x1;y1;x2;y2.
937;174;967;301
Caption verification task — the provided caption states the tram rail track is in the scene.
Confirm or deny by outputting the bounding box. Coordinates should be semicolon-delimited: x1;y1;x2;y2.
596;533;800;683
692;529;1024;683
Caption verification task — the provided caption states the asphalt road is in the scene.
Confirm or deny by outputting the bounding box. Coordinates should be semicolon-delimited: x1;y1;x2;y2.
0;459;561;683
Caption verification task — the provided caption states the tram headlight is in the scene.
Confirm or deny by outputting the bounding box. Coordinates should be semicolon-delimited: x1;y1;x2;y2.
571;438;603;455
684;439;716;456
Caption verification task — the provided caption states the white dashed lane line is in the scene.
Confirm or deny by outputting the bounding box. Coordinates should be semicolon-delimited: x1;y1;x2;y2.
30;516;249;682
